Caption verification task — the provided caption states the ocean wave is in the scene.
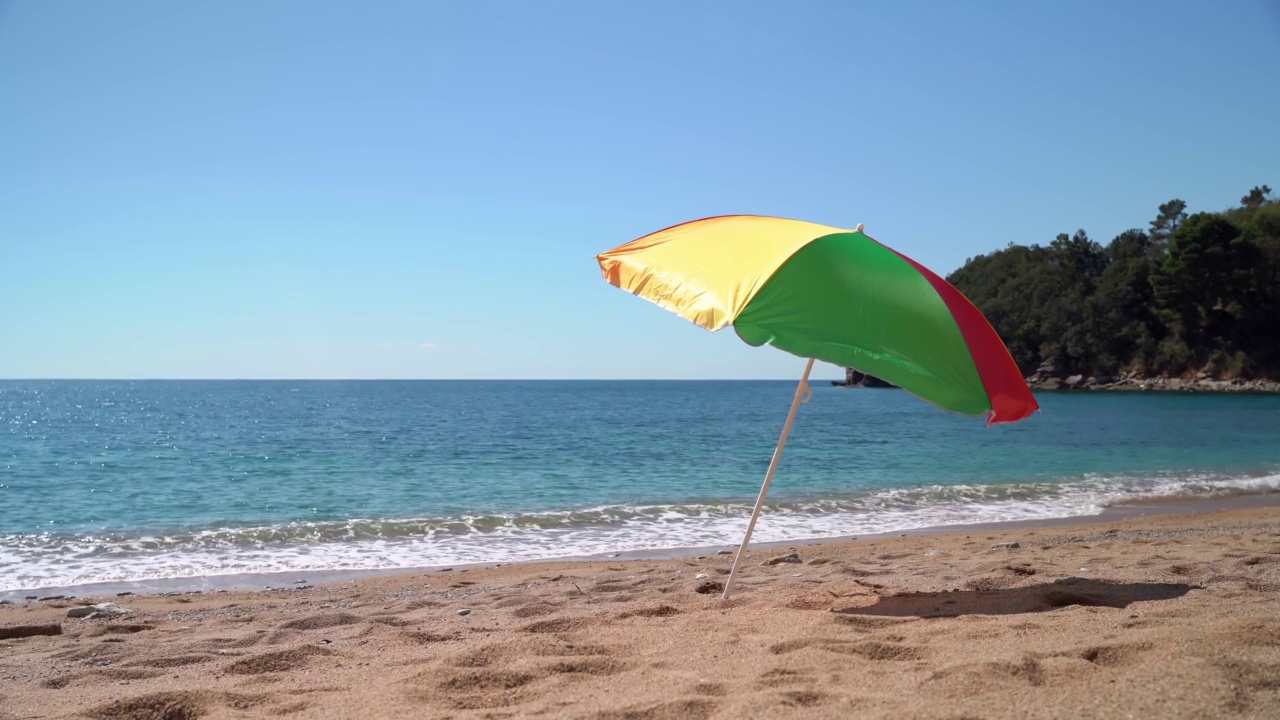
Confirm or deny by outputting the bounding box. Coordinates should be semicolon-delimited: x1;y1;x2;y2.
2;469;1278;592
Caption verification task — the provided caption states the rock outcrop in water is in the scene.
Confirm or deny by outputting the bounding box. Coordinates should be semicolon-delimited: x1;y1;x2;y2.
831;368;897;388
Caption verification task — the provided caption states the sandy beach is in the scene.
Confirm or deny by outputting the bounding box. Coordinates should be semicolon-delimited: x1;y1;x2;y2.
3;501;1280;720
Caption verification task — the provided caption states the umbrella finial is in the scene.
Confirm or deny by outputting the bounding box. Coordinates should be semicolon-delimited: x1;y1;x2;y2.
855;223;865;233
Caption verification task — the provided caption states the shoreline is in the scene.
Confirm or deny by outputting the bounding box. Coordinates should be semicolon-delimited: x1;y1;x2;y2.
1029;375;1280;393
4;499;1280;718
6;489;1277;603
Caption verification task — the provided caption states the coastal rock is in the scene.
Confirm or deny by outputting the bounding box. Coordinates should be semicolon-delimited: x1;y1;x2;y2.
716;550;733;556
67;603;131;619
1064;375;1085;389
833;368;897;388
991;542;1021;550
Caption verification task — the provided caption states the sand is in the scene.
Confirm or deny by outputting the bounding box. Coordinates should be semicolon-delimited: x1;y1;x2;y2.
3;504;1280;719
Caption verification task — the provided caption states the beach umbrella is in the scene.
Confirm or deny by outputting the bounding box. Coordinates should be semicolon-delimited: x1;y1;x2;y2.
596;215;1039;599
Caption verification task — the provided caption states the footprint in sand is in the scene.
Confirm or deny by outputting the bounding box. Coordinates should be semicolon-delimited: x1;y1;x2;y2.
1221;620;1280;648
520;617;595;634
407;667;541;710
1218;657;1280;694
125;653;220;669
42;667;166;690
783;596;838;611
367;615;414;627
401;630;459;644
779;689;831;707
51;645;132;667
224;646;333;675
829;614;914;631
582;698;719;720
277;612;362;631
83;623;155;637
511;602;560;618
690;680;727;697
924;656;1045;696
545;657;626;676
86;690;304;720
590;581;637;593
86;690;207;720
400;599;446;611
194;634;263;649
769;637;926;661
616;605;680;619
1075;641;1155;667
758;667;813;688
447;643;506;668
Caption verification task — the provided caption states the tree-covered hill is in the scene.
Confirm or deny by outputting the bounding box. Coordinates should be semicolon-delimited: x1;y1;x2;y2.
946;186;1279;380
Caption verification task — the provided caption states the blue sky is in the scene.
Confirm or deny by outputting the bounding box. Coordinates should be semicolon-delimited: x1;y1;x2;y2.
2;1;1277;380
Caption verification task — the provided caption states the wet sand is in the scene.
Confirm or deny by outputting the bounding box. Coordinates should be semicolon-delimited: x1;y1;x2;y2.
3;502;1280;719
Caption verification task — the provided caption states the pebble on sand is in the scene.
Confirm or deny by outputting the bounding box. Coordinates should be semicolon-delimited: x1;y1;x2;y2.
457;608;472;616
67;603;131;619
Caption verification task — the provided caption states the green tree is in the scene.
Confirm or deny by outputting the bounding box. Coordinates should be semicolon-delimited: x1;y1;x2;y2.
1238;203;1280;370
1150;213;1263;374
1148;199;1187;255
1042;230;1107;374
945;185;1277;382
947;244;1057;373
1087;229;1160;373
1241;185;1273;210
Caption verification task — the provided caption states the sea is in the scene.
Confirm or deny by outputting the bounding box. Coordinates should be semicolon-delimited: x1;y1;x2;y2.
2;380;1279;595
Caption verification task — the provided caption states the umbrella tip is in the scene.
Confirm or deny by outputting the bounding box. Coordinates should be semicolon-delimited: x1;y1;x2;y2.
855;223;865;233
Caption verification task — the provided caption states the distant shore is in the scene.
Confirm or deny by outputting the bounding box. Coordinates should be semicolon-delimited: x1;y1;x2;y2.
834;368;1280;393
1026;372;1280;393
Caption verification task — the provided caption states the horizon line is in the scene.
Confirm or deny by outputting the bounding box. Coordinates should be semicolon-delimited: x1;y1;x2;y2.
0;377;842;382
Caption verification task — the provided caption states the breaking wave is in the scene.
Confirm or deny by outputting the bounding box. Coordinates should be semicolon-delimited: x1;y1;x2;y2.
2;469;1278;592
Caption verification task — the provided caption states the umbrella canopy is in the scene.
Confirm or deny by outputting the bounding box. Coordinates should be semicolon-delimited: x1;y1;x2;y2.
597;214;1039;425
596;214;1039;599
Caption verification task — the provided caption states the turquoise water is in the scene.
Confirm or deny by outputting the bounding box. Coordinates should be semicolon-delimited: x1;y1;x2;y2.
2;380;1278;592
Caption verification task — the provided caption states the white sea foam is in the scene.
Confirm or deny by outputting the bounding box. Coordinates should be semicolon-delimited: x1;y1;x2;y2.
2;470;1278;593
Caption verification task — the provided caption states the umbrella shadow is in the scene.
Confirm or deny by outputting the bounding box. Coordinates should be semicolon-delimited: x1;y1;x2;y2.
836;577;1198;618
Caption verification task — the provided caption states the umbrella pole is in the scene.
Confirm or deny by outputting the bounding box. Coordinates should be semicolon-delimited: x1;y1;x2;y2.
721;357;815;601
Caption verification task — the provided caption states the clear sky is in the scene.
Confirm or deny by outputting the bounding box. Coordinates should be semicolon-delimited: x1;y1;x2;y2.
2;1;1277;380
